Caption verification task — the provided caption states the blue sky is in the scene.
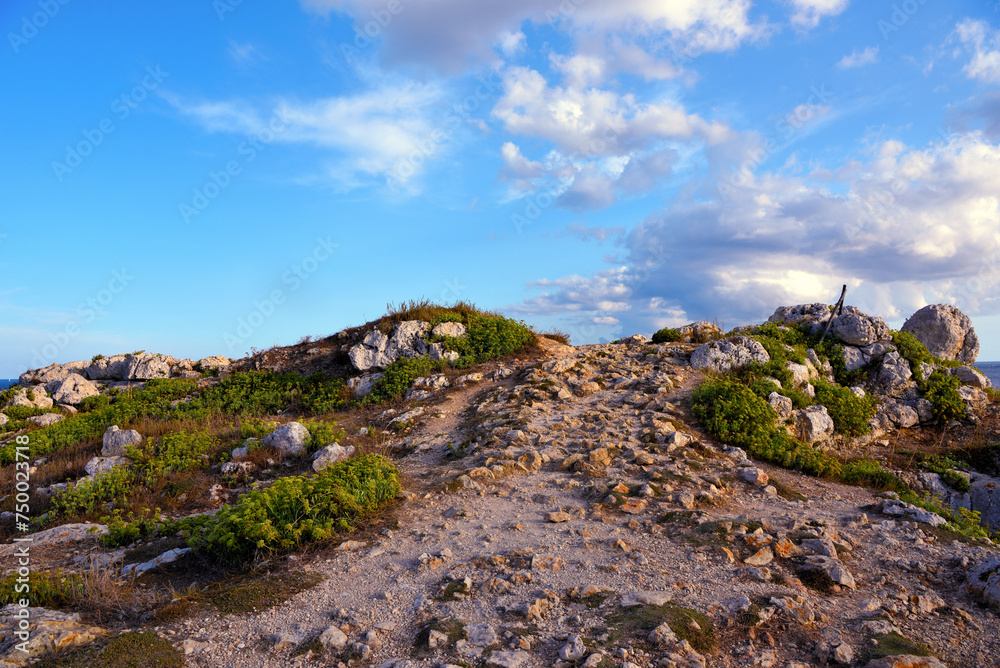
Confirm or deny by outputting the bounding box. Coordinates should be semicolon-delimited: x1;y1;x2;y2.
2;0;1000;378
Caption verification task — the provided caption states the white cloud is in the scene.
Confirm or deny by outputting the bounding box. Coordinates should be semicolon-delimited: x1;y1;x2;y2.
837;46;879;69
513;132;1000;334
498;31;526;58
299;0;765;73
558;222;626;243
953;19;1000;85
492;66;733;157
788;0;849;30
227;40;267;67
165;81;444;187
499;142;543;179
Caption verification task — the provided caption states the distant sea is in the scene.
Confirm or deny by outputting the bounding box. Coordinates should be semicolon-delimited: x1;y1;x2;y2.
0;379;16;390
974;362;1000;388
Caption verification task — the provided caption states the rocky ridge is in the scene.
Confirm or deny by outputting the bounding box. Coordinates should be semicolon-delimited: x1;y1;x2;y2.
0;303;998;668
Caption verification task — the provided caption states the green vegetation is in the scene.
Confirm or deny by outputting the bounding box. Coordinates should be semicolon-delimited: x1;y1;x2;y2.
812;380;875;436
860;632;932;663
651;327;682;344
187;454;399;563
186;371;349;417
0;569;84;608
127;430;217;483
839;460;906;492
441;312;536;366
49;468;135;518
363;357;441;405
921;371;966;422
692;379;841;477
606;603;716;653
200;571;324;614
920;454;971;493
891;330;935;378
31;631;184;668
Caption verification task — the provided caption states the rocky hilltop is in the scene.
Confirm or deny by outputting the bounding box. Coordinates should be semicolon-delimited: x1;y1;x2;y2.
0;301;998;668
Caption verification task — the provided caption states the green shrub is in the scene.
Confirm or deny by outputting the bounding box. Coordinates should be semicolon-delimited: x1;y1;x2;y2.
692;379;840;477
127;431;218;483
305;421;346;451
0;569;83;608
49;468;135;518
813;380;875;436
921;371;966;422
462;313;536;362
363;357;439;405
188;454;400;563
184;371;347;417
891;330;935;378
101;508;165;548
651;327;682;344
920;454;971;493
840;460;906;491
692;380;776;452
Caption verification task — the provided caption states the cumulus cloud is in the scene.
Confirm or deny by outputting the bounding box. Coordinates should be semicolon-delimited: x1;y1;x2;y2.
837;46;879;69
788;0;850;30
953;19;1000;85
513;133;1000;335
165;81;443;187
299;0;764;73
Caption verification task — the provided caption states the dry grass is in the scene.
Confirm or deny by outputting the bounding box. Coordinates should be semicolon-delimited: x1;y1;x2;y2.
539;329;571;345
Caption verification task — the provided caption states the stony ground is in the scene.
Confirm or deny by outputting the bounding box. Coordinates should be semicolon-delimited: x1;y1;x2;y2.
154;340;1000;668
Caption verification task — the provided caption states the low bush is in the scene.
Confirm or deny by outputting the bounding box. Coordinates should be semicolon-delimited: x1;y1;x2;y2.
49;468;135;518
812;380;874;436
127;430;218;484
187;453;400;563
692;379;841;477
839;459;906;491
363;357;440;405
651;327;682;344
891;330;935;378
921;371;966;422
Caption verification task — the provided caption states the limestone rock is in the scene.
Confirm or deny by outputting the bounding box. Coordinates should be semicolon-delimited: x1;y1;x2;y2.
262;421;310;456
877;352;913;394
349;321;431;371
690;337;770;373
951;365;991;388
768;392;793;419
27;413;63;427
794;406;834;443
197;355;230;370
84;456;130;477
49;374;99;405
0;606;106;664
6;386;53;409
320;625;349;649
677;321;722;343
902;304;979;364
830;312;890;347
648;622;678;646
312;443;356;472
432;321;466;338
102;426;142;457
121;547;192;576
966;557;1000;609
348;372;384;398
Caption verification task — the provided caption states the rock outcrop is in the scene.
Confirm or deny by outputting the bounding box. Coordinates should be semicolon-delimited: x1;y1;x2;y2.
690;336;770;373
902;304;980;364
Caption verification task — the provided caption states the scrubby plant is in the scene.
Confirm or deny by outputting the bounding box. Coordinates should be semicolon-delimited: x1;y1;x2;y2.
921;371;966;422
49;468;135;518
363;357;440;405
186;454;400;563
812;380;875;436
891;330;936;378
651;327;682;344
126;430;218;484
692;379;841;477
839;459;906;491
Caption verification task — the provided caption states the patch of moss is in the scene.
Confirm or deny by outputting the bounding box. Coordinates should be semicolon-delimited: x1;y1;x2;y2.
860;632;933;662
202;571;323;615
606;603;716;653
33;632;183;668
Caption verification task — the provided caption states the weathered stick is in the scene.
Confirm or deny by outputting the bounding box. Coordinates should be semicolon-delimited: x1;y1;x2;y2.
817;284;848;344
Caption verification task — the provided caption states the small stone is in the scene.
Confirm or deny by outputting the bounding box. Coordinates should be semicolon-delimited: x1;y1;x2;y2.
559;635;587;661
648;622;678;646
545;511;571;523
320;625;348;649
744;547;774;566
